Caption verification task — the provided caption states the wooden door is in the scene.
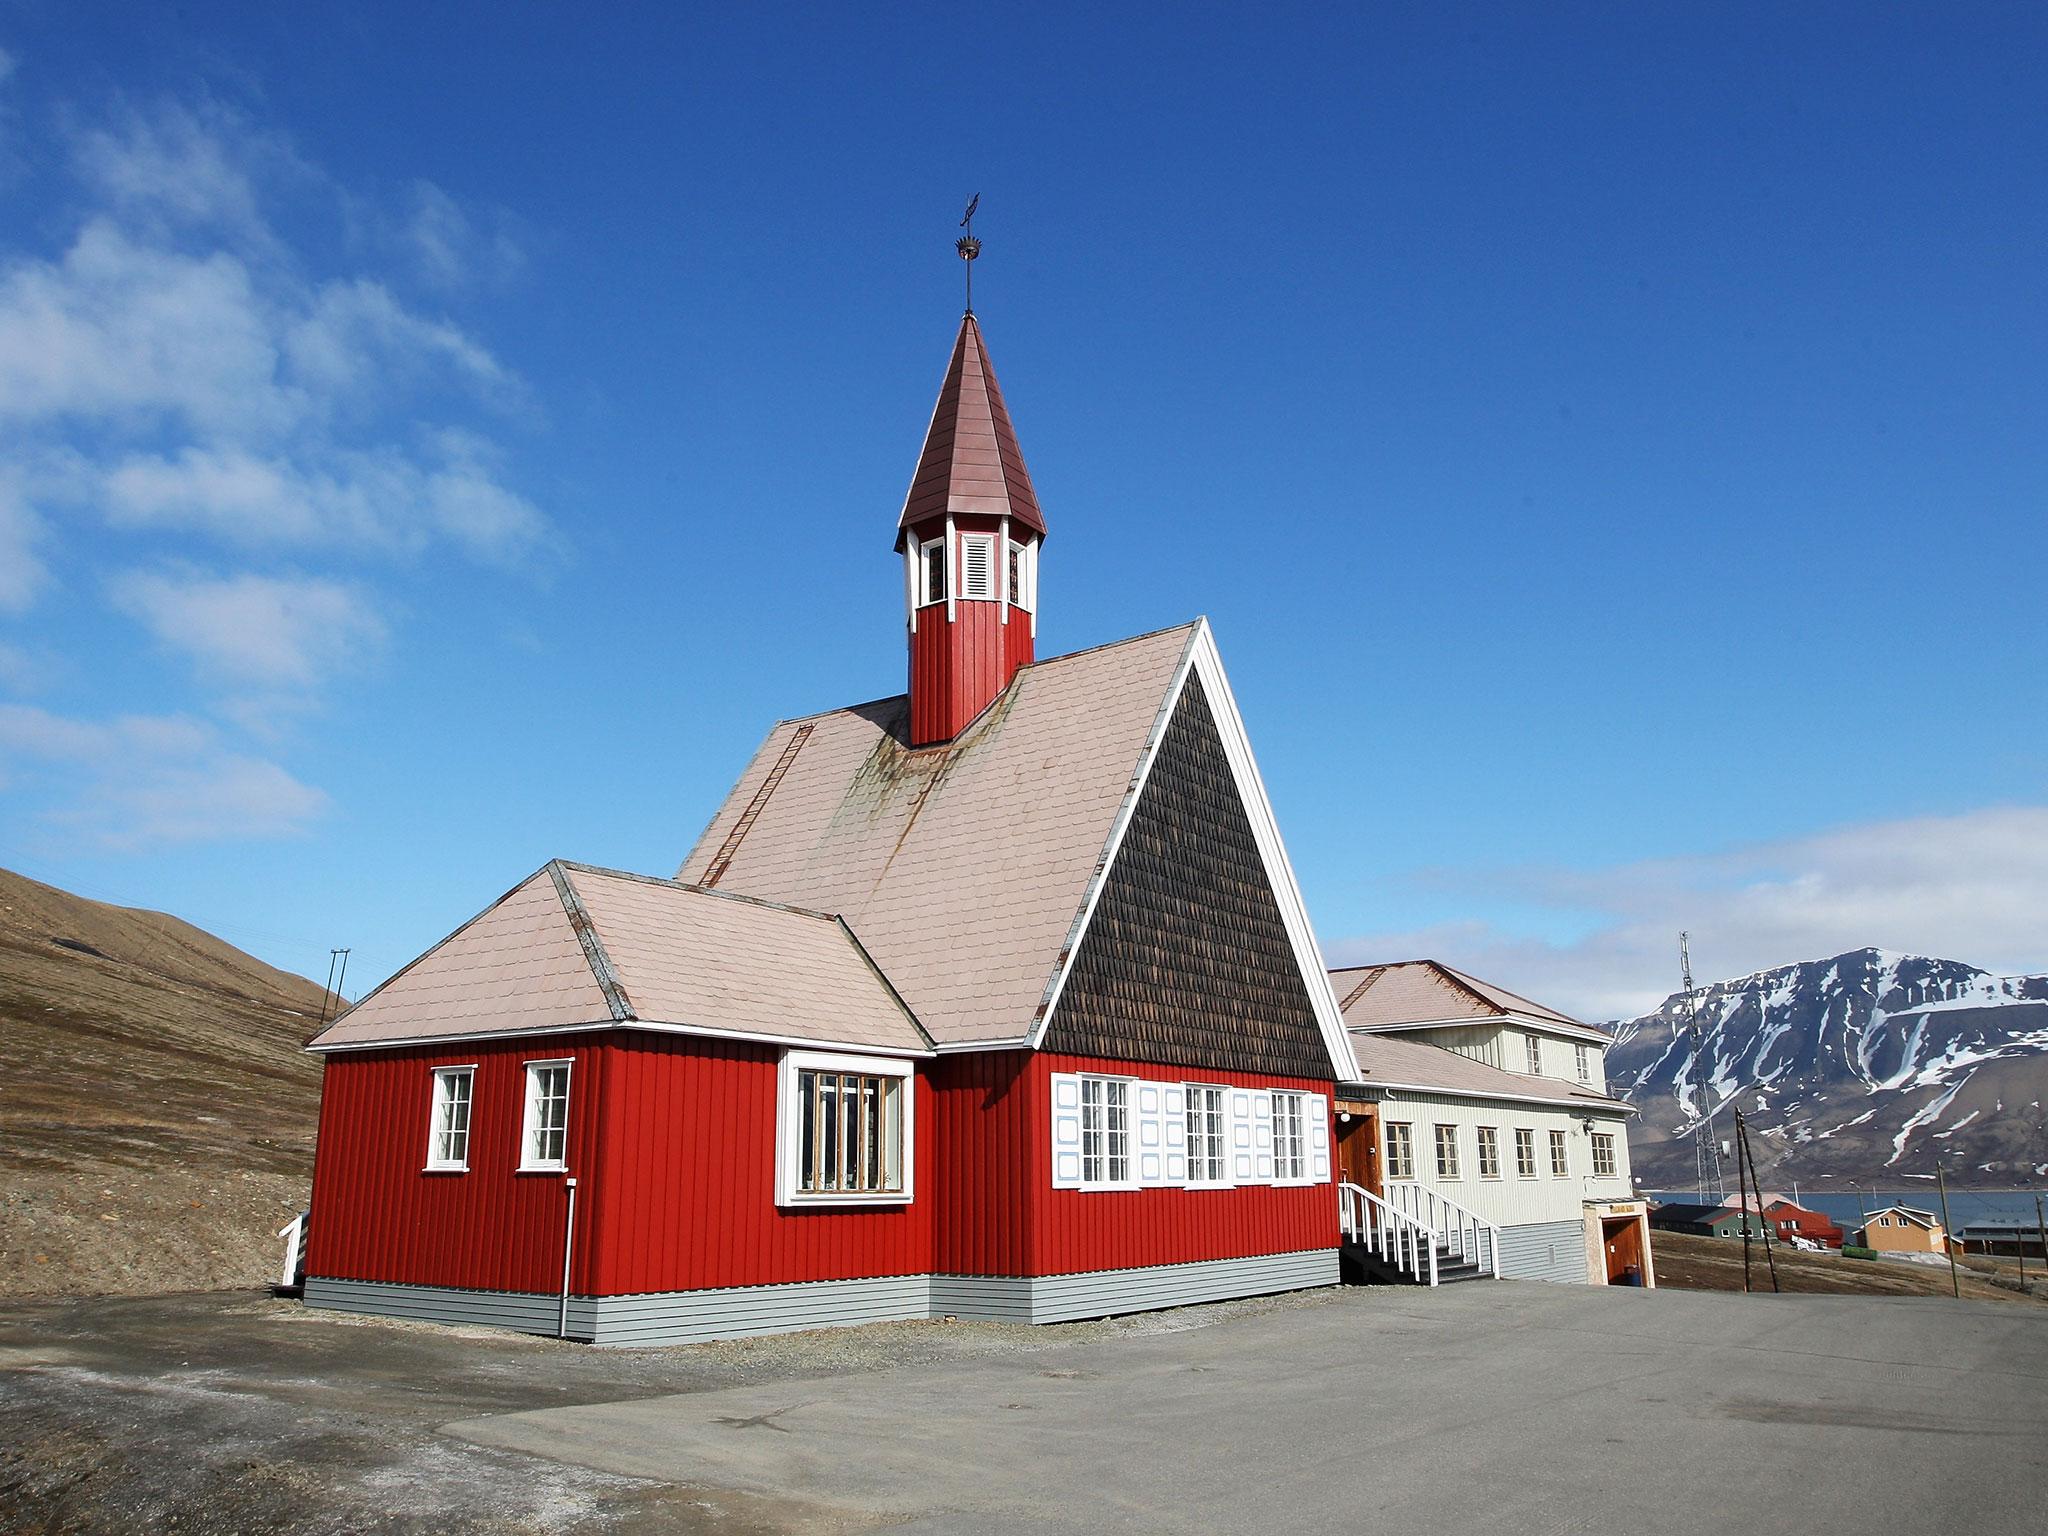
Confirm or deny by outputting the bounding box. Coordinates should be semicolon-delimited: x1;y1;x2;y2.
1603;1215;1644;1284
1336;1106;1381;1196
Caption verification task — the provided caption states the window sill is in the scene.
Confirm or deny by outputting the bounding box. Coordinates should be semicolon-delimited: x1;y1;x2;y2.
516;1164;568;1176
422;1165;468;1175
778;1191;913;1208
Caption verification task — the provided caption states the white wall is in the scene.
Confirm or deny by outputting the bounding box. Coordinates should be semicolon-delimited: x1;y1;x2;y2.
1372;1090;1634;1230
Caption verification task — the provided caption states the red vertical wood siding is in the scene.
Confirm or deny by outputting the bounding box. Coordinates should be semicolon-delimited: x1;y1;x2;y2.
306;1034;608;1293
1026;1051;1337;1277
588;1034;933;1294
907;516;1034;746
929;1050;1035;1276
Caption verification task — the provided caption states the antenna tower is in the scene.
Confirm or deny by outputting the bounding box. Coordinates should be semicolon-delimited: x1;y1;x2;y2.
1679;932;1724;1198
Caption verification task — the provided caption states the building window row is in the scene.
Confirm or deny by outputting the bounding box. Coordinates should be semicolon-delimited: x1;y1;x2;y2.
1053;1074;1329;1190
422;1061;572;1175
1382;1119;1623;1183
914;533;1037;610
1520;1031;1602;1086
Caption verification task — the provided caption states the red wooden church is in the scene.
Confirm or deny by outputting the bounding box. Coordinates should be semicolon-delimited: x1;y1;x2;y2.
304;304;1354;1345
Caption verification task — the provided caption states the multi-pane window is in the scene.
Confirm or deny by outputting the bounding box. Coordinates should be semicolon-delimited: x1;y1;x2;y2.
1271;1091;1307;1181
1385;1121;1415;1180
1548;1128;1570;1177
1186;1084;1227;1183
1575;1044;1592;1084
1007;540;1034;609
1434;1124;1461;1179
1591;1132;1617;1178
426;1067;473;1170
1514;1128;1537;1178
520;1061;571;1171
797;1068;904;1195
1081;1076;1131;1186
1476;1125;1501;1179
958;532;997;599
919;538;947;606
1524;1033;1543;1075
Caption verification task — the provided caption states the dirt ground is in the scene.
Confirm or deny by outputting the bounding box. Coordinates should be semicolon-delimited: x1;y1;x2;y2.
0;1284;1326;1535
1650;1229;2048;1302
0;868;327;1298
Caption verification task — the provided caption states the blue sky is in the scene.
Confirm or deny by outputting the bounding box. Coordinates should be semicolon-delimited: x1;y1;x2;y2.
0;3;2042;1017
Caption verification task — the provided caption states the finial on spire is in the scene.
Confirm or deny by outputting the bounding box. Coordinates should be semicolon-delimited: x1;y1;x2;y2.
956;193;981;313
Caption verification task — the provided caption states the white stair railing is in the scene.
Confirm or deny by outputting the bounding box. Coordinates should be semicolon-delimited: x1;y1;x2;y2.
1338;1181;1441;1286
1380;1183;1503;1278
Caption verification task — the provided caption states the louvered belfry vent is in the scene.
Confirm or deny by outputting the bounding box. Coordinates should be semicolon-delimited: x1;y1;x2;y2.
1043;674;1330;1080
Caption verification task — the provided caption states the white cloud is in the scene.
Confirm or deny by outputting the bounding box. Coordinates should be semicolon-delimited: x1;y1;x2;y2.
1327;806;2048;1021
403;179;524;292
0;701;327;848
0;471;45;612
110;569;385;689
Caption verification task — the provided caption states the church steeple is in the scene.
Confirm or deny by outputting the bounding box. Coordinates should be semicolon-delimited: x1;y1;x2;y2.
898;311;1045;747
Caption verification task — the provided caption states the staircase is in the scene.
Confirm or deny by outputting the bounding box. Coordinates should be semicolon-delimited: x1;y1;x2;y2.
1338;1182;1501;1287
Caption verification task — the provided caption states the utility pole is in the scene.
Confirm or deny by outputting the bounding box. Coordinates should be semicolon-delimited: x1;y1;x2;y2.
1934;1162;1961;1300
1736;1111;1780;1293
1679;933;1723;1199
2035;1193;2046;1290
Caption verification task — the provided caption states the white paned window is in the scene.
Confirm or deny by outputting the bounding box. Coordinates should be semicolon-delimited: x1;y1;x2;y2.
519;1061;571;1172
1271;1091;1307;1181
1524;1033;1543;1075
1575;1044;1592;1084
959;532;997;599
919;537;947;606
1385;1121;1415;1180
1476;1125;1501;1180
1080;1075;1132;1187
1185;1084;1227;1184
778;1051;914;1204
1007;539;1035;610
1585;1131;1615;1179
1514;1128;1537;1178
1434;1123;1461;1180
425;1066;474;1171
1549;1128;1570;1177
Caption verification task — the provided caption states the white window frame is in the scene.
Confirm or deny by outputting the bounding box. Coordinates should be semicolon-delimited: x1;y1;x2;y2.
1184;1083;1230;1187
1591;1131;1617;1178
1548;1128;1570;1178
1006;538;1036;611
1514;1127;1538;1179
774;1049;915;1206
1270;1090;1310;1183
1575;1044;1592;1084
1385;1120;1415;1180
518;1059;573;1173
1475;1125;1501;1180
1524;1033;1543;1076
958;531;997;600
1077;1073;1137;1190
424;1065;475;1172
917;536;948;607
1433;1123;1461;1180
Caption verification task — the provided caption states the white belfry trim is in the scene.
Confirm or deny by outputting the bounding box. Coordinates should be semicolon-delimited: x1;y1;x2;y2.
1028;620;1356;1082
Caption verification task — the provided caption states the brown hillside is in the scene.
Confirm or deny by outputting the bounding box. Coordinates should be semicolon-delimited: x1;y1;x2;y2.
0;866;330;1296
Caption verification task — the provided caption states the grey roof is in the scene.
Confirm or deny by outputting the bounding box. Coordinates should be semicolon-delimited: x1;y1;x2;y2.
1342;1031;1632;1113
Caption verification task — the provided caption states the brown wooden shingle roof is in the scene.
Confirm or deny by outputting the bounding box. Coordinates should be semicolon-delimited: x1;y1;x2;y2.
897;312;1046;543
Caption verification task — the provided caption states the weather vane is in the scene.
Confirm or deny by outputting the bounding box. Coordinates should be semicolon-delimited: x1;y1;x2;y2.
957;193;981;313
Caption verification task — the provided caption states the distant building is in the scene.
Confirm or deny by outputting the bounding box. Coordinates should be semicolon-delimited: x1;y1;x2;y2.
1761;1198;1844;1249
1856;1206;1947;1255
1649;1202;1773;1241
1953;1219;2044;1260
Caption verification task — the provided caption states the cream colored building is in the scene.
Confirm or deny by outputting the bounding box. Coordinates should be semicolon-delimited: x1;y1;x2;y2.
1330;961;1652;1287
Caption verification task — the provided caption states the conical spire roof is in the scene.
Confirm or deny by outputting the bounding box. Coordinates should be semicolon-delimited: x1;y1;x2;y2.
897;313;1046;546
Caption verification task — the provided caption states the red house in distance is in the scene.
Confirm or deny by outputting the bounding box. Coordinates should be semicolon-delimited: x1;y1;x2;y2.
303;290;1354;1344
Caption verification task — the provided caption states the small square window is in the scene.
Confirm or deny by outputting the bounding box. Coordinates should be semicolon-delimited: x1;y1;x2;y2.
1514;1128;1537;1178
1591;1132;1617;1178
1185;1084;1228;1184
1434;1124;1461;1180
1575;1044;1592;1084
959;533;997;599
1476;1126;1501;1179
1271;1091;1308;1181
426;1067;474;1171
520;1060;571;1171
1385;1121;1415;1180
1082;1075;1134;1186
1548;1128;1570;1178
1007;539;1034;610
1524;1034;1543;1076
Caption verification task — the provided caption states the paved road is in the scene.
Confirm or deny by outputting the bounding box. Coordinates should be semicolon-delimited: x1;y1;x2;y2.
448;1282;2048;1535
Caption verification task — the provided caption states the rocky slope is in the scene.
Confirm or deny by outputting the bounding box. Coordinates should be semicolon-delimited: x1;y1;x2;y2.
1607;948;2048;1189
0;866;330;1295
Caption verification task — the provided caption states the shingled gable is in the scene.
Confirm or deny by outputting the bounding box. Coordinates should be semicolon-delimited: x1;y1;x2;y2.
306;861;927;1055
677;620;1354;1078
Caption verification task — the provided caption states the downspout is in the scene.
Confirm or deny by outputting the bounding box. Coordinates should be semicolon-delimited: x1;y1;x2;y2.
558;1176;578;1339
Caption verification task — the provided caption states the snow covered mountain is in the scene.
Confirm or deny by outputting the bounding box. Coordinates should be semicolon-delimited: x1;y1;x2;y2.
1605;949;2048;1188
